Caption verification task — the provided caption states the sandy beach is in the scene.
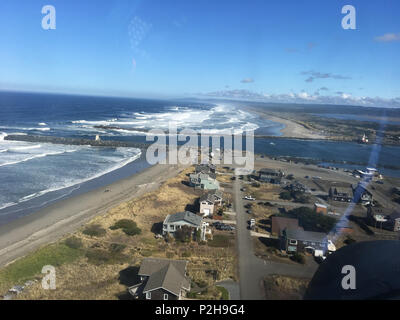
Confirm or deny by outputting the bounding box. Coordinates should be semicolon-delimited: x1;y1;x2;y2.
0;161;187;267
243;106;326;139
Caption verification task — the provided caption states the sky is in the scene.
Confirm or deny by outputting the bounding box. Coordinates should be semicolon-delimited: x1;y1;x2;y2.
0;0;399;107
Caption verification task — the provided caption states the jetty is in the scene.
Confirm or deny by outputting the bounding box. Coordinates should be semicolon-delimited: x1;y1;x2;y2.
4;134;151;149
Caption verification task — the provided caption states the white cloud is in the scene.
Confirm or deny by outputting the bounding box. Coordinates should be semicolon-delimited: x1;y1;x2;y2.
374;33;400;42
201;89;400;108
241;78;254;84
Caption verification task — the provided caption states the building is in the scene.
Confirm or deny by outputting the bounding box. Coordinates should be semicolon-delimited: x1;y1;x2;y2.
195;163;216;175
258;168;283;184
329;186;353;202
189;172;219;190
314;203;328;214
352;182;373;205
271;216;299;237
128;258;191;300
367;207;400;231
163;211;203;235
280;228;328;254
199;190;223;217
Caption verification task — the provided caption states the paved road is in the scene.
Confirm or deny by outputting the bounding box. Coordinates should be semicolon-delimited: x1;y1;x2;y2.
234;178;318;300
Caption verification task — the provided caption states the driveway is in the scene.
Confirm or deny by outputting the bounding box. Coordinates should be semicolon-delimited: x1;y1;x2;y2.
234;178;318;300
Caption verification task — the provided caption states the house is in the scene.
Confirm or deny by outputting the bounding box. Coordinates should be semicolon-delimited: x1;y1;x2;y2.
199;190;223;217
195;163;216;175
287;182;307;193
163;211;203;235
352;182;373;205
189;172;219;190
280;228;328;254
271;216;299;237
314;203;328;214
128;258;191;300
329;186;353;202
258;168;283;184
367;206;400;231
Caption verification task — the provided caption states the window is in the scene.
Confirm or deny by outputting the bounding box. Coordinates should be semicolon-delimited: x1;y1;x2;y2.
146;292;151;300
163;294;168;300
289;239;297;245
170;225;175;230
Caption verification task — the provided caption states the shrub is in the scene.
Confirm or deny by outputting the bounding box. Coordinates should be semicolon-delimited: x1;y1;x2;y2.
166;251;174;259
290;252;305;264
279;191;292;200
83;224;106;237
216;286;230;300
110;219;141;236
287;207;336;233
64;236;83;249
85;248;129;265
175;226;193;242
109;243;126;253
181;251;191;258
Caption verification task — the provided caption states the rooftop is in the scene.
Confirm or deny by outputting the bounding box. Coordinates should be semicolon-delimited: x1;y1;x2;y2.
284;228;327;243
138;258;189;296
164;211;203;227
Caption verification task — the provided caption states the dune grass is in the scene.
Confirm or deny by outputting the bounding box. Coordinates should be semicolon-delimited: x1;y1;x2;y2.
0;243;83;290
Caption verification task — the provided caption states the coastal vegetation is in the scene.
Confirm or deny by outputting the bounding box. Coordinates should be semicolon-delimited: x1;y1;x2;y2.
1;166;237;299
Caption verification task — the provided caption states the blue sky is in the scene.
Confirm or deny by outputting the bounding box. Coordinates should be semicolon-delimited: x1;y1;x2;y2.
0;0;399;106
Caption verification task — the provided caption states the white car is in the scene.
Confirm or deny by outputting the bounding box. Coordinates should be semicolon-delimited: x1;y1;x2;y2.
244;195;255;201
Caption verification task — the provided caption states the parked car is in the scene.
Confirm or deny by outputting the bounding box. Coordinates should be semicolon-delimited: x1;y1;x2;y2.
244;195;255;201
246;210;253;214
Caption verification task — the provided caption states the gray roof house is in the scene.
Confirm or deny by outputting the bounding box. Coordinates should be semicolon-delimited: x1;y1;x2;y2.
280;228;328;253
189;172;219;190
163;211;203;235
199;190;224;217
128;258;191;300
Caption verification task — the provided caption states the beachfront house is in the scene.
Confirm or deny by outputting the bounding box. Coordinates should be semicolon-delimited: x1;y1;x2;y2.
189;172;219;190
258;168;283;184
128;258;191;300
271;216;299;237
329;186;353;202
352;182;373;206
199;190;223;217
367;207;400;231
163;211;203;236
280;228;329;254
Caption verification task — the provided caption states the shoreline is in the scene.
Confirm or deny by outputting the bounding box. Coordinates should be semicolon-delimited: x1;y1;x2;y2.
0;160;186;267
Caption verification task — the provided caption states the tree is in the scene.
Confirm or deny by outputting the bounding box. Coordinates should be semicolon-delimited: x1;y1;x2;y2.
175;225;193;242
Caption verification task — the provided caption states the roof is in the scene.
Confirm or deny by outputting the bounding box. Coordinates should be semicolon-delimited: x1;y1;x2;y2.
190;172;217;181
284;228;327;243
200;190;223;203
259;168;280;175
389;211;400;220
315;203;328;209
271;216;299;235
138;258;188;296
164;211;202;227
332;187;353;195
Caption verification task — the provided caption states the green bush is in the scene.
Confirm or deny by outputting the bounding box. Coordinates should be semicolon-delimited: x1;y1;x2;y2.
216;286;230;300
64;236;83;249
279;191;292;200
85;248;129;265
82;224;106;237
287;207;336;233
110;219;141;236
290;252;305;264
181;251;191;258
109;243;126;253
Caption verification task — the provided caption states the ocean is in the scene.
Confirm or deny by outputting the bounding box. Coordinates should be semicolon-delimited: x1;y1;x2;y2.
0;91;399;224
